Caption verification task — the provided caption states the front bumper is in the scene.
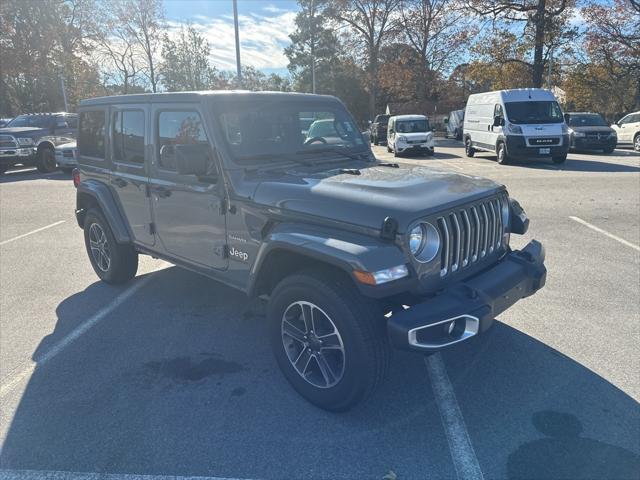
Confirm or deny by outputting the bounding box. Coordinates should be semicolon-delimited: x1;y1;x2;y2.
506;136;569;159
396;142;435;154
387;240;546;352
573;136;617;150
0;148;37;166
56;155;77;168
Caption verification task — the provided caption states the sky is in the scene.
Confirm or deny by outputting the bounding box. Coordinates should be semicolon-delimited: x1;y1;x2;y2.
163;0;300;76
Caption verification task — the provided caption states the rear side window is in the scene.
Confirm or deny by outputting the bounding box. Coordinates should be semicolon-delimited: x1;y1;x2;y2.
78;111;106;159
157;111;208;170
113;110;145;164
66;116;78;129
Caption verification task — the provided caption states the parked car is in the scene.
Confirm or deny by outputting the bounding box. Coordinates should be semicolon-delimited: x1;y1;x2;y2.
564;112;617;153
463;88;569;165
445;110;464;140
55;141;77;173
0;112;78;174
611;111;640;151
369;114;390;145
74;91;546;411
0;118;12;128
386;114;435;156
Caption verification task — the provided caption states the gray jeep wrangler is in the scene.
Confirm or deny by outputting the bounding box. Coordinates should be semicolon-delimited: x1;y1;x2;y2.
74;92;546;411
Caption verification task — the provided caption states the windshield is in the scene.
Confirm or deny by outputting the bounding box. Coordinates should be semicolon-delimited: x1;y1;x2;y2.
218;101;366;163
567;114;607;127
504;101;563;124
396;119;429;133
7;115;53;128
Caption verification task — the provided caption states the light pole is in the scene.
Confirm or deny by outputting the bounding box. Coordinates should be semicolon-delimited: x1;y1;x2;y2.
233;0;242;88
310;0;316;94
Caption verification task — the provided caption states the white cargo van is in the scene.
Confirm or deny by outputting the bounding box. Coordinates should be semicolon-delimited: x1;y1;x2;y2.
463;88;569;164
387;114;435;156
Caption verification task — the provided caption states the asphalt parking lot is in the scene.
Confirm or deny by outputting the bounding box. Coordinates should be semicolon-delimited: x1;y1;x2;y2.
1;140;639;480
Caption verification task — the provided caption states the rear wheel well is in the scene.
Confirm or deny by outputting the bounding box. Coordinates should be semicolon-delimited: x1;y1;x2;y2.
252;249;355;298
76;192;101;228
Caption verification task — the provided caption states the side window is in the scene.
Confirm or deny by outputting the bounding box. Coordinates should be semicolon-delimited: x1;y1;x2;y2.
157;111;208;171
113;110;145;164
78;110;106;159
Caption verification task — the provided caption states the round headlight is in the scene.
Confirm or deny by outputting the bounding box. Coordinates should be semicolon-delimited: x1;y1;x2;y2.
409;225;425;255
408;222;440;263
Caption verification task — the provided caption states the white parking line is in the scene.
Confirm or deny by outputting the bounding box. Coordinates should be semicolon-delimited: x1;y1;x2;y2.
569;216;640;252
0;266;167;398
425;353;484;480
0;220;66;246
0;470;253;480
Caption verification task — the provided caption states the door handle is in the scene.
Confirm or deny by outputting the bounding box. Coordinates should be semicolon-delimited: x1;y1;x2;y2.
111;177;127;188
153;186;172;198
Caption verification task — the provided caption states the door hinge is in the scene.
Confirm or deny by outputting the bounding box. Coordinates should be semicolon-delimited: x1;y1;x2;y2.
149;222;156;235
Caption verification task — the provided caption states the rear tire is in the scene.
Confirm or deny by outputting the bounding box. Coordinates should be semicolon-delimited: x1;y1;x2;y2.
552;155;567;164
36;148;57;173
83;209;138;284
603;147;615;154
464;138;475;157
496;142;510;165
268;269;389;412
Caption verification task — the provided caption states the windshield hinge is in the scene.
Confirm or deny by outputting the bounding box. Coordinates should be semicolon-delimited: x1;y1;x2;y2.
381;216;398;241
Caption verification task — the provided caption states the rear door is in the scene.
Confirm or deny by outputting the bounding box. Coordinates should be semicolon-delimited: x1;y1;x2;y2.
109;104;155;246
149;104;227;270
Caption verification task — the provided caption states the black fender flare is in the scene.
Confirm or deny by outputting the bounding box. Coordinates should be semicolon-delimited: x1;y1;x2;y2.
76;180;132;243
247;223;408;297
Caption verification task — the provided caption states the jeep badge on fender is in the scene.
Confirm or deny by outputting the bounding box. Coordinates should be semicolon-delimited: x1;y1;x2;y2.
74;91;546;412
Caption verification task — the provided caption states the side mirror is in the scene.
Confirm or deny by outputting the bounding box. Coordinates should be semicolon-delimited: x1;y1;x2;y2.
564;113;570;123
174;144;211;179
493;116;503;127
444;118;449;124
368;120;372;125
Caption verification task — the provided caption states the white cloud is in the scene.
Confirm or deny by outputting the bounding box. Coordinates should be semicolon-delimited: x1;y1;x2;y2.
168;10;296;71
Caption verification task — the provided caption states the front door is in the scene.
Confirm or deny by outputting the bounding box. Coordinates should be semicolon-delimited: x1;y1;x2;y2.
109;105;155;246
149;105;227;270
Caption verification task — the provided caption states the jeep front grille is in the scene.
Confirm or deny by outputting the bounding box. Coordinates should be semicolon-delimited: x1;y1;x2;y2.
436;196;506;277
0;135;17;149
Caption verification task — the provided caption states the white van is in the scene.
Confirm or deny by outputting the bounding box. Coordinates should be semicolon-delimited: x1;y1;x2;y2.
463;88;569;164
387;114;434;156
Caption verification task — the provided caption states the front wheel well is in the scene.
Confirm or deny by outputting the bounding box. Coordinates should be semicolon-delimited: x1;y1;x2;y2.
251;249;356;298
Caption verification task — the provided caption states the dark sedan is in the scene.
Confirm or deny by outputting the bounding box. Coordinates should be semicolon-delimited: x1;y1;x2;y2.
565;112;617;153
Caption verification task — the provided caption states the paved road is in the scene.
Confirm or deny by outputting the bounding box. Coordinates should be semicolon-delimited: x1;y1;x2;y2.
1;142;639;480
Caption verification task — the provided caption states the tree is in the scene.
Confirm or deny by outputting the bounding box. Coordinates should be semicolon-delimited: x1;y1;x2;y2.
122;0;165;93
327;0;400;118
582;0;640;110
160;25;218;91
464;0;575;87
397;0;476;100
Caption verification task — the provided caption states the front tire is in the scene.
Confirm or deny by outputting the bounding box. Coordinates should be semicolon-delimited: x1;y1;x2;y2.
634;134;640;152
36;148;57;173
464;138;475;157
496;142;510;164
552;155;567;164
83;209;138;284
268;269;388;411
603;147;615;154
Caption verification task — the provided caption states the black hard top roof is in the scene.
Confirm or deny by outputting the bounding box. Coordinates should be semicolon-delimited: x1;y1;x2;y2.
79;90;339;107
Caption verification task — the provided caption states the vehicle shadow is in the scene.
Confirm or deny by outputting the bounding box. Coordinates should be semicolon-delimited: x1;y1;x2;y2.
1;267;638;479
441;322;640;479
472;153;640;172
0;169;70;184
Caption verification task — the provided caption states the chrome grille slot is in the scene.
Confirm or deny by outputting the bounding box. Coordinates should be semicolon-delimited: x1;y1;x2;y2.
0;135;17;149
435;196;506;278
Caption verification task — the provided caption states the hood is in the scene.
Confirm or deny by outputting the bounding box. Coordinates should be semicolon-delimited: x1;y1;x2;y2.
0;127;47;137
56;142;76;150
252;164;502;232
569;125;613;133
518;124;564;137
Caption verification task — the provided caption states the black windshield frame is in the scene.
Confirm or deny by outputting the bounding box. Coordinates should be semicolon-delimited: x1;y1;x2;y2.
504;101;564;125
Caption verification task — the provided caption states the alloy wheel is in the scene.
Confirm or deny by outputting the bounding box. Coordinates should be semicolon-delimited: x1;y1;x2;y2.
89;222;111;272
281;301;345;389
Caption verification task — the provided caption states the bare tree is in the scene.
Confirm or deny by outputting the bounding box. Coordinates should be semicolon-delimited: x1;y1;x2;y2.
327;0;400;118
